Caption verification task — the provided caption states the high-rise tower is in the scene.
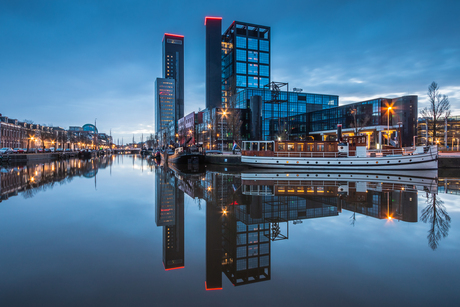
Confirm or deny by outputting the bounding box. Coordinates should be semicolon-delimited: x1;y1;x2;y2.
205;17;223;110
222;21;271;107
162;33;184;132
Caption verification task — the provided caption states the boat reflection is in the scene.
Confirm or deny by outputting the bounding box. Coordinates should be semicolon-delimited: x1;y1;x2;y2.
155;165;452;290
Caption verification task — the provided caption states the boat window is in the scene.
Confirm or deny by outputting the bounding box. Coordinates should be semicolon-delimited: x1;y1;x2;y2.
297;144;304;152
317;187;325;193
307;143;314;151
278;143;285;151
252;142;259;151
317;143;325;151
260;143;266;151
277;186;285;193
327;144;335;152
287;143;295;151
307;187;314;193
267;143;274;151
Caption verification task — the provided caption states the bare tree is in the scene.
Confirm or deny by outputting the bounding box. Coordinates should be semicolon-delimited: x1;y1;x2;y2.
349;107;371;136
420;82;450;145
421;193;451;250
227;99;243;148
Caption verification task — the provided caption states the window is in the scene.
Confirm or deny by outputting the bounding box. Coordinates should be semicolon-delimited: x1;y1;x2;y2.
248;38;258;50
307;143;314;151
248;257;258;269
287;143;295;151
278;143;285;151
248;63;258;75
236;49;246;61
236;36;247;48
248;51;258;62
297;144;303;151
237;246;247;258
248;232;258;244
248;245;258;256
248;76;258;88
259;77;269;88
259;52;269;64
236;62;246;74
259;65;269;76
259;40;269;51
237;75;247;87
317;143;325;151
237;259;247;271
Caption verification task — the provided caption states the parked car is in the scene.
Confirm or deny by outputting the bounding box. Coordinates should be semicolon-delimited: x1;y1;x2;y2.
65;148;71;152
37;148;44;153
13;148;24;153
44;148;51;152
49;147;55;152
27;148;37;153
56;148;64;152
0;148;14;154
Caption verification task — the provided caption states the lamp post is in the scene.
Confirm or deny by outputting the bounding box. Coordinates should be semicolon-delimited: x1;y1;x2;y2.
208;124;212;150
387;106;392;146
220;109;227;152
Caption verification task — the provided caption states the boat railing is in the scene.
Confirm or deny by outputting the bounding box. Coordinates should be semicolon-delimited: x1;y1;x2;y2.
366;146;417;157
242;150;340;158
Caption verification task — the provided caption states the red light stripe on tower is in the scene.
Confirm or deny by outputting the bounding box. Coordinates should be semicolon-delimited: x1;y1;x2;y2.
205;282;223;290
162;262;185;271
204;16;222;25
164;33;184;38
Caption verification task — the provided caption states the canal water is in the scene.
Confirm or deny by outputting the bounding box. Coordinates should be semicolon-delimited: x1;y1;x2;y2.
1;155;459;306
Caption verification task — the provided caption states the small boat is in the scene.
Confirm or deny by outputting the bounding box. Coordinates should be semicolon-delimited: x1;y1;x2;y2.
241;136;438;170
168;145;205;165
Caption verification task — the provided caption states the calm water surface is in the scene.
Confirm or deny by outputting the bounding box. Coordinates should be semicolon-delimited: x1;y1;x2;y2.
1;155;459;306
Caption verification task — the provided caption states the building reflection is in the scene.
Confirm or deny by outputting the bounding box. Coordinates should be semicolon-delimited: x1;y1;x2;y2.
0;156;114;202
155;166;448;290
154;166;185;271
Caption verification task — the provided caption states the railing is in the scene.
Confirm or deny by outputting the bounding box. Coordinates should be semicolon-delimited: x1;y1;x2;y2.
366;146;417;157
242;150;340;158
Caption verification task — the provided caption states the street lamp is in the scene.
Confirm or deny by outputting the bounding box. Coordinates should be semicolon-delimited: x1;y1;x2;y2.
220;109;228;152
386;106;392;146
207;124;212;150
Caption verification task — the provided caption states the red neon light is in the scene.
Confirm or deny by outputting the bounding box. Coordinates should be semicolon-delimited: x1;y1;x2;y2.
162;262;184;271
205;282;222;291
160;209;171;212
164;33;184;38
204;16;222;25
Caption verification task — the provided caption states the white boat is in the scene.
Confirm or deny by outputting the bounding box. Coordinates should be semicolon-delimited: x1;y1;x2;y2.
241;137;438;170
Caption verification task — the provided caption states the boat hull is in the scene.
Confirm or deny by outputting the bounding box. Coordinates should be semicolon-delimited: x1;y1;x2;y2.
241;152;438;170
168;153;205;165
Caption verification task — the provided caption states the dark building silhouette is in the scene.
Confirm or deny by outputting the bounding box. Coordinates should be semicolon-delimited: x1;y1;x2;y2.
162;33;184;132
205;17;223;110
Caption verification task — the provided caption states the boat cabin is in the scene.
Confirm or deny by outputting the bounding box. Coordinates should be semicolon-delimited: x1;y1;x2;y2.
242;136;367;157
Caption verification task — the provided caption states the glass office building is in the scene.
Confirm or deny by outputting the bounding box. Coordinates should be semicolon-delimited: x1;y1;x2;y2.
155;78;175;134
302;95;417;148
235;88;339;141
222;21;271;107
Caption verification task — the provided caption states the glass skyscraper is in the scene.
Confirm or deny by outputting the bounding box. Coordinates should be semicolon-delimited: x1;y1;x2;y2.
162;33;184;132
155;78;175;134
222;21;271;107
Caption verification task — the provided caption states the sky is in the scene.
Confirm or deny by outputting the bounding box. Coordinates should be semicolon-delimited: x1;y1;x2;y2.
1;0;459;143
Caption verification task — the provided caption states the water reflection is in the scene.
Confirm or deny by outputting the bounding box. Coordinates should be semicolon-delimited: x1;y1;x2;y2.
0;156;114;202
155;165;456;290
421;193;451;250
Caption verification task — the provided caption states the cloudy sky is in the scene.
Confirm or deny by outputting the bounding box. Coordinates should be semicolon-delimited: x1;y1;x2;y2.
1;0;459;143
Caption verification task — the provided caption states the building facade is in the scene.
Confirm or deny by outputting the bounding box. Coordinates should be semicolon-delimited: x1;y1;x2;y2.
222;21;271;107
163;33;184;128
417;116;460;149
155;78;176;135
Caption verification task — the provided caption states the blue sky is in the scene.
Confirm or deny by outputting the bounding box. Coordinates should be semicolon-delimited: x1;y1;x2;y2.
1;0;459;143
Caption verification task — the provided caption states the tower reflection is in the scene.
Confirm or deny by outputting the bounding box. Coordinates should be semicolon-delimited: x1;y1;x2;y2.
153;166;450;290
